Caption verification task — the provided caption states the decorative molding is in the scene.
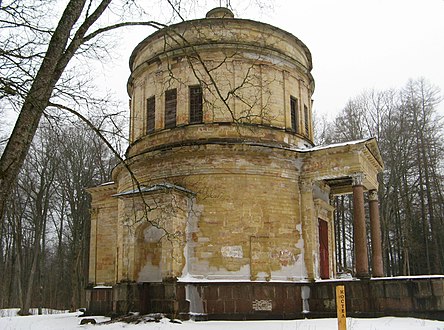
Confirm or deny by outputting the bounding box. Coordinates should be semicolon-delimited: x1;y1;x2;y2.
252;299;272;311
352;173;365;186
368;190;378;202
314;198;335;222
90;208;99;217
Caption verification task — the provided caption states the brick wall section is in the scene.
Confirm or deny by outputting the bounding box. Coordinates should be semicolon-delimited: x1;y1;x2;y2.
85;287;113;316
87;277;444;320
309;277;444;320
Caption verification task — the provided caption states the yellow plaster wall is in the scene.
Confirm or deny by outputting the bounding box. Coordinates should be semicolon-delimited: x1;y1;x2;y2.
127;19;315;145
112;144;309;282
88;140;382;284
115;190;190;283
87;184;118;285
187;172;303;281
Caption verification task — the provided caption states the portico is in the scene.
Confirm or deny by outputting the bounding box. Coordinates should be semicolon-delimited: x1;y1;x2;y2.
300;137;384;279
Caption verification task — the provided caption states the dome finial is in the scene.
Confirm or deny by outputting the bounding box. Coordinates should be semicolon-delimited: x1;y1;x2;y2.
206;6;234;18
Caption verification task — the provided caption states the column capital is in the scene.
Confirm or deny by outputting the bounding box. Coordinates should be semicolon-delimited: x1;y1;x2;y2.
368;190;379;202
352;173;365;186
90;208;99;216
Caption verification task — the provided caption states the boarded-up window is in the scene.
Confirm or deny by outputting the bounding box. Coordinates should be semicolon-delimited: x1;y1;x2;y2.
164;89;177;129
290;96;298;133
304;104;309;136
189;85;203;124
146;96;155;134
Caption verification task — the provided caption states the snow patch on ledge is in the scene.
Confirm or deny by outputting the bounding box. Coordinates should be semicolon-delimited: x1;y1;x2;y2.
113;183;194;197
295;138;373;152
315;274;444;283
99;181;115;186
315;278;360;283
93;285;113;289
371;275;444;281
178;273;310;283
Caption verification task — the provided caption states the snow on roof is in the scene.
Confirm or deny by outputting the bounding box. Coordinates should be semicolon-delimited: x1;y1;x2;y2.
100;181;115;186
113;183;194;197
178;273;310;283
295;137;374;152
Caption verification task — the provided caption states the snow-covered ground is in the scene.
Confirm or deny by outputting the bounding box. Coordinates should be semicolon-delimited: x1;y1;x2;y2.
1;310;444;330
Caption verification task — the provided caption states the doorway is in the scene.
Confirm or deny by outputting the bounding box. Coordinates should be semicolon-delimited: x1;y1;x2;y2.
318;219;329;279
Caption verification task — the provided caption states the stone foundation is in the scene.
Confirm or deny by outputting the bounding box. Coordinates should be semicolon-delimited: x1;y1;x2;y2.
308;277;444;320
138;282;189;318
85;287;113;315
86;276;444;320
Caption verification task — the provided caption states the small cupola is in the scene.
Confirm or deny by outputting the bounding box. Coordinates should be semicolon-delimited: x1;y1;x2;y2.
205;7;234;18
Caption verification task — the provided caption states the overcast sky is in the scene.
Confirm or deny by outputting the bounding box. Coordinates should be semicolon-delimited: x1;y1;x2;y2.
4;0;442;137
105;0;444;120
264;0;444;117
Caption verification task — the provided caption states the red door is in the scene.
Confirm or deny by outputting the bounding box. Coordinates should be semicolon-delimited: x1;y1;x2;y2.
319;219;330;279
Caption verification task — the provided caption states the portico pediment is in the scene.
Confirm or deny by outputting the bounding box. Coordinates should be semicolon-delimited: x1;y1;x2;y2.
300;137;383;194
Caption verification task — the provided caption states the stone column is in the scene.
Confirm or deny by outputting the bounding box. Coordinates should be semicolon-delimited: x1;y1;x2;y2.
369;190;384;277
352;174;369;278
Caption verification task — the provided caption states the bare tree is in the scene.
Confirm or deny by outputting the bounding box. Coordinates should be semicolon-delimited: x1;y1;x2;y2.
0;0;272;223
0;116;119;312
5;125;59;315
325;78;443;276
0;0;169;221
0;1;279;313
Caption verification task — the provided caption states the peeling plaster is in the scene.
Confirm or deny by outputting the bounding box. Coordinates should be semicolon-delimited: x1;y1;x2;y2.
138;255;162;282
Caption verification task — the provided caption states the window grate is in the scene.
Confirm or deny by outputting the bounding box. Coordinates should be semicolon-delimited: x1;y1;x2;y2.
189;85;203;124
304;105;309;136
146;96;155;134
164;89;177;129
290;96;298;133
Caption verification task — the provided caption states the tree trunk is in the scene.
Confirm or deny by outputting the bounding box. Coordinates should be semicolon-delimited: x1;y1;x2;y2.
19;234;40;316
0;0;88;222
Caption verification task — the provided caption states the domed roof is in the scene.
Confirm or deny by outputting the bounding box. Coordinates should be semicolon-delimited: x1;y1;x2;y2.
128;8;312;73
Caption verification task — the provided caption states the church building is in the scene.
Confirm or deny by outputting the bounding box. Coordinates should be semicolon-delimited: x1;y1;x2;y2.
86;7;385;319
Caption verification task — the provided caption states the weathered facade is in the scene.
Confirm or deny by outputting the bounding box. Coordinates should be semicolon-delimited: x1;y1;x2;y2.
86;7;390;318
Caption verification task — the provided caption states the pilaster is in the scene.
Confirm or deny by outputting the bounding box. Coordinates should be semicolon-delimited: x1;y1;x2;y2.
300;178;316;280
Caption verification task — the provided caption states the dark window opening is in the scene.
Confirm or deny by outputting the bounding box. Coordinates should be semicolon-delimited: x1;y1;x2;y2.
189;85;203;124
304;105;309;136
290;96;298;133
164;89;177;129
146;96;155;134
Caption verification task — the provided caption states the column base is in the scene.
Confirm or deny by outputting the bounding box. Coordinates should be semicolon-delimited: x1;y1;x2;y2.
356;273;371;280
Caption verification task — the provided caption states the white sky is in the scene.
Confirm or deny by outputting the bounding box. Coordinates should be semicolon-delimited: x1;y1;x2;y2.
3;0;442;137
266;0;444;118
104;0;444;120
